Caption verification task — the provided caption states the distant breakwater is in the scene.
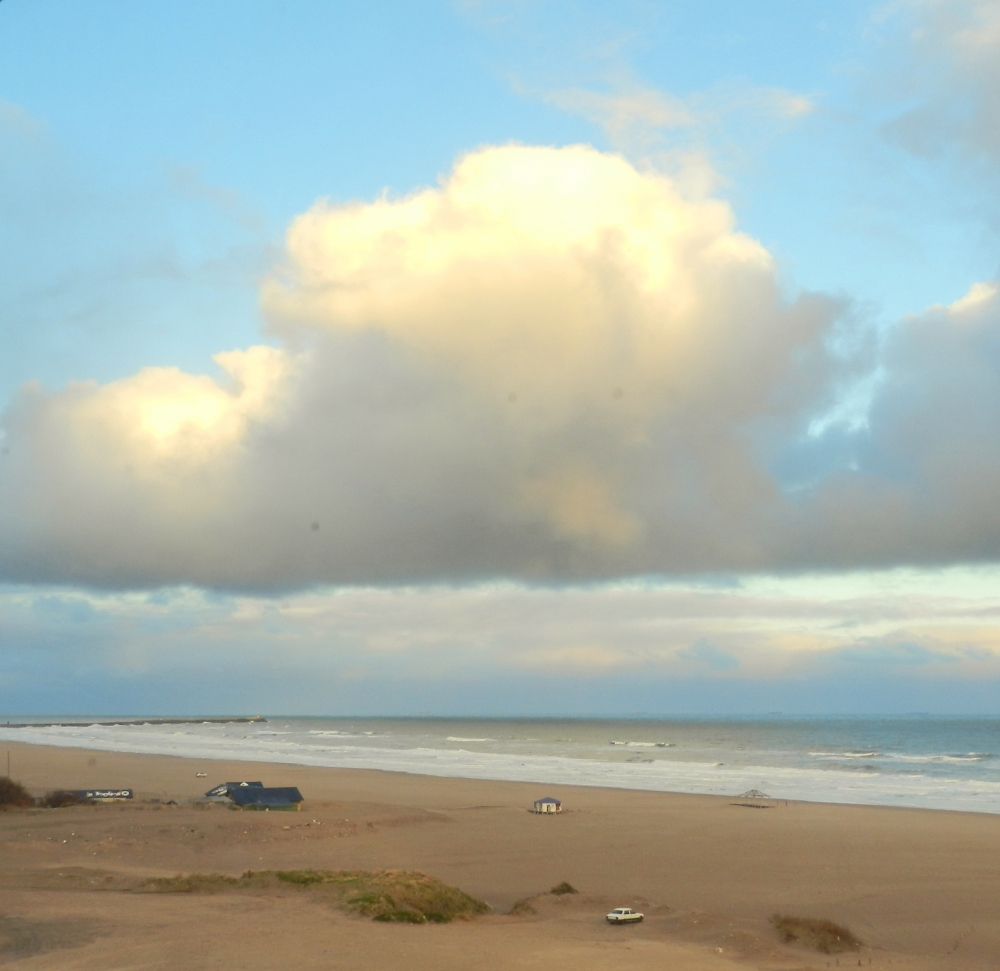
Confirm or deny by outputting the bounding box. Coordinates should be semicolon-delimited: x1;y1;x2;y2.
1;716;267;728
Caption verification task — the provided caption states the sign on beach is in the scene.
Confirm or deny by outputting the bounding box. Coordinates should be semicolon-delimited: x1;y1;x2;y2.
64;789;133;802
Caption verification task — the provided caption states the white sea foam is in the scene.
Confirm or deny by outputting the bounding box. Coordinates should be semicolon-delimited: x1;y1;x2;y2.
811;750;992;764
446;737;494;742
883;752;992;763
2;721;999;815
810;751;878;759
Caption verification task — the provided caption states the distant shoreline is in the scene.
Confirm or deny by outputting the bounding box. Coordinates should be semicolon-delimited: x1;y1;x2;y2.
1;716;266;728
3;721;999;816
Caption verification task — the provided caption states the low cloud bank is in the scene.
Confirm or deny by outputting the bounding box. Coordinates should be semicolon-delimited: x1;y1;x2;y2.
1;145;999;590
3;571;999;715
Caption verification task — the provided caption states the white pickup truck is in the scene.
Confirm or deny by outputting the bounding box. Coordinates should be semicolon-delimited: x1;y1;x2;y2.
606;908;644;923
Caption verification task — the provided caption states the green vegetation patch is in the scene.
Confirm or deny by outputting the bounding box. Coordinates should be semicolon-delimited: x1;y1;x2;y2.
337;870;490;923
142;868;490;923
771;915;862;954
373;910;426;924
273;870;330;887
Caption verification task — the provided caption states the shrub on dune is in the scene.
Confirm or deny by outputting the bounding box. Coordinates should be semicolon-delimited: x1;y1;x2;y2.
550;881;578;895
38;790;89;808
771;914;862;953
0;776;33;809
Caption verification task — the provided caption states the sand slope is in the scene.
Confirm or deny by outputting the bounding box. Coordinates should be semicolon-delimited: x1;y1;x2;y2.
1;742;998;970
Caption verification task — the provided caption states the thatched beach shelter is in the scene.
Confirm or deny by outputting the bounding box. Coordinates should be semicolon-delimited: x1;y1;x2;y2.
533;796;562;813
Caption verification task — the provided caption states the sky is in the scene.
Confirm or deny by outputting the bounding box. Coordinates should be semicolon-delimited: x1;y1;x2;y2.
3;0;1000;716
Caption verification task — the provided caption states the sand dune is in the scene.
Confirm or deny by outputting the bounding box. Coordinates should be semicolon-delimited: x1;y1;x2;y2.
1;741;997;970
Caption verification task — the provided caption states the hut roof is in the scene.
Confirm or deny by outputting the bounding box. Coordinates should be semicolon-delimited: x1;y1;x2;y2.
535;796;561;804
228;786;303;808
205;781;264;798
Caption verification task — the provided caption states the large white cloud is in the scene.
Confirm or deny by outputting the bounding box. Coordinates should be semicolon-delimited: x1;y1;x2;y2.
0;145;838;588
2;143;999;590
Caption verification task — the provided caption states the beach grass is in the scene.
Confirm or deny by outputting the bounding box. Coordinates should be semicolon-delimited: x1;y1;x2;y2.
143;873;243;893
549;881;578;895
37;790;91;808
508;897;538;916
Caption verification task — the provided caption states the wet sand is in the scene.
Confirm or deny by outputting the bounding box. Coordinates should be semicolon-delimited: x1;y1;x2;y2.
1;741;998;969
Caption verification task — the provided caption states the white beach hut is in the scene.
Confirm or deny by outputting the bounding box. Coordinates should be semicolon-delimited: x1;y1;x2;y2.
533;796;562;813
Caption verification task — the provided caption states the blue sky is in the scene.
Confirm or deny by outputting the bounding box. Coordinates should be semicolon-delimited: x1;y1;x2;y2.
3;0;1000;715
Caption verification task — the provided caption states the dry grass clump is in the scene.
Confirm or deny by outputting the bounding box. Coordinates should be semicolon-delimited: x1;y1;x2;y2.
143;869;490;923
0;777;33;809
508;897;538;916
38;790;89;809
550;881;578;895
771;914;862;953
143;874;242;893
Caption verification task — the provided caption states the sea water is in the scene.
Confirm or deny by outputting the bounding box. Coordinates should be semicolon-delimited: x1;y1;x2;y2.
1;716;999;814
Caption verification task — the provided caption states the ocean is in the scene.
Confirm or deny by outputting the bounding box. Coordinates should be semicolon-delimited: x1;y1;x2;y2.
2;716;998;814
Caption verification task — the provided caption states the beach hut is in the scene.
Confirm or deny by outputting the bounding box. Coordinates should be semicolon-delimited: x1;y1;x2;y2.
533;796;562;813
737;789;770;799
228;786;304;811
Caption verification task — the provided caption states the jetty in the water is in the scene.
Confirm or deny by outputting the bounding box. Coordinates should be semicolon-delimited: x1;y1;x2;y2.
2;716;267;728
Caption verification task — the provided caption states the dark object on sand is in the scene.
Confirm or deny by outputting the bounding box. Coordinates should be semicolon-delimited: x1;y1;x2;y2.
228;786;303;810
771;914;862;953
205;781;264;798
0;776;33;808
550;881;578;895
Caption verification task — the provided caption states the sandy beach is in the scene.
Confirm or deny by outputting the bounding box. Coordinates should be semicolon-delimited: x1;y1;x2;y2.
1;741;998;970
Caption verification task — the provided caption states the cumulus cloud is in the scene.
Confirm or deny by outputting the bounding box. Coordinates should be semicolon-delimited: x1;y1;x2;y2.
794;277;1000;566
2;143;1000;590
0;144;836;589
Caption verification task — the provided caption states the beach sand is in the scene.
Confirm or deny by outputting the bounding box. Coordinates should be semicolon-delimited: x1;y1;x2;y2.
1;741;998;970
